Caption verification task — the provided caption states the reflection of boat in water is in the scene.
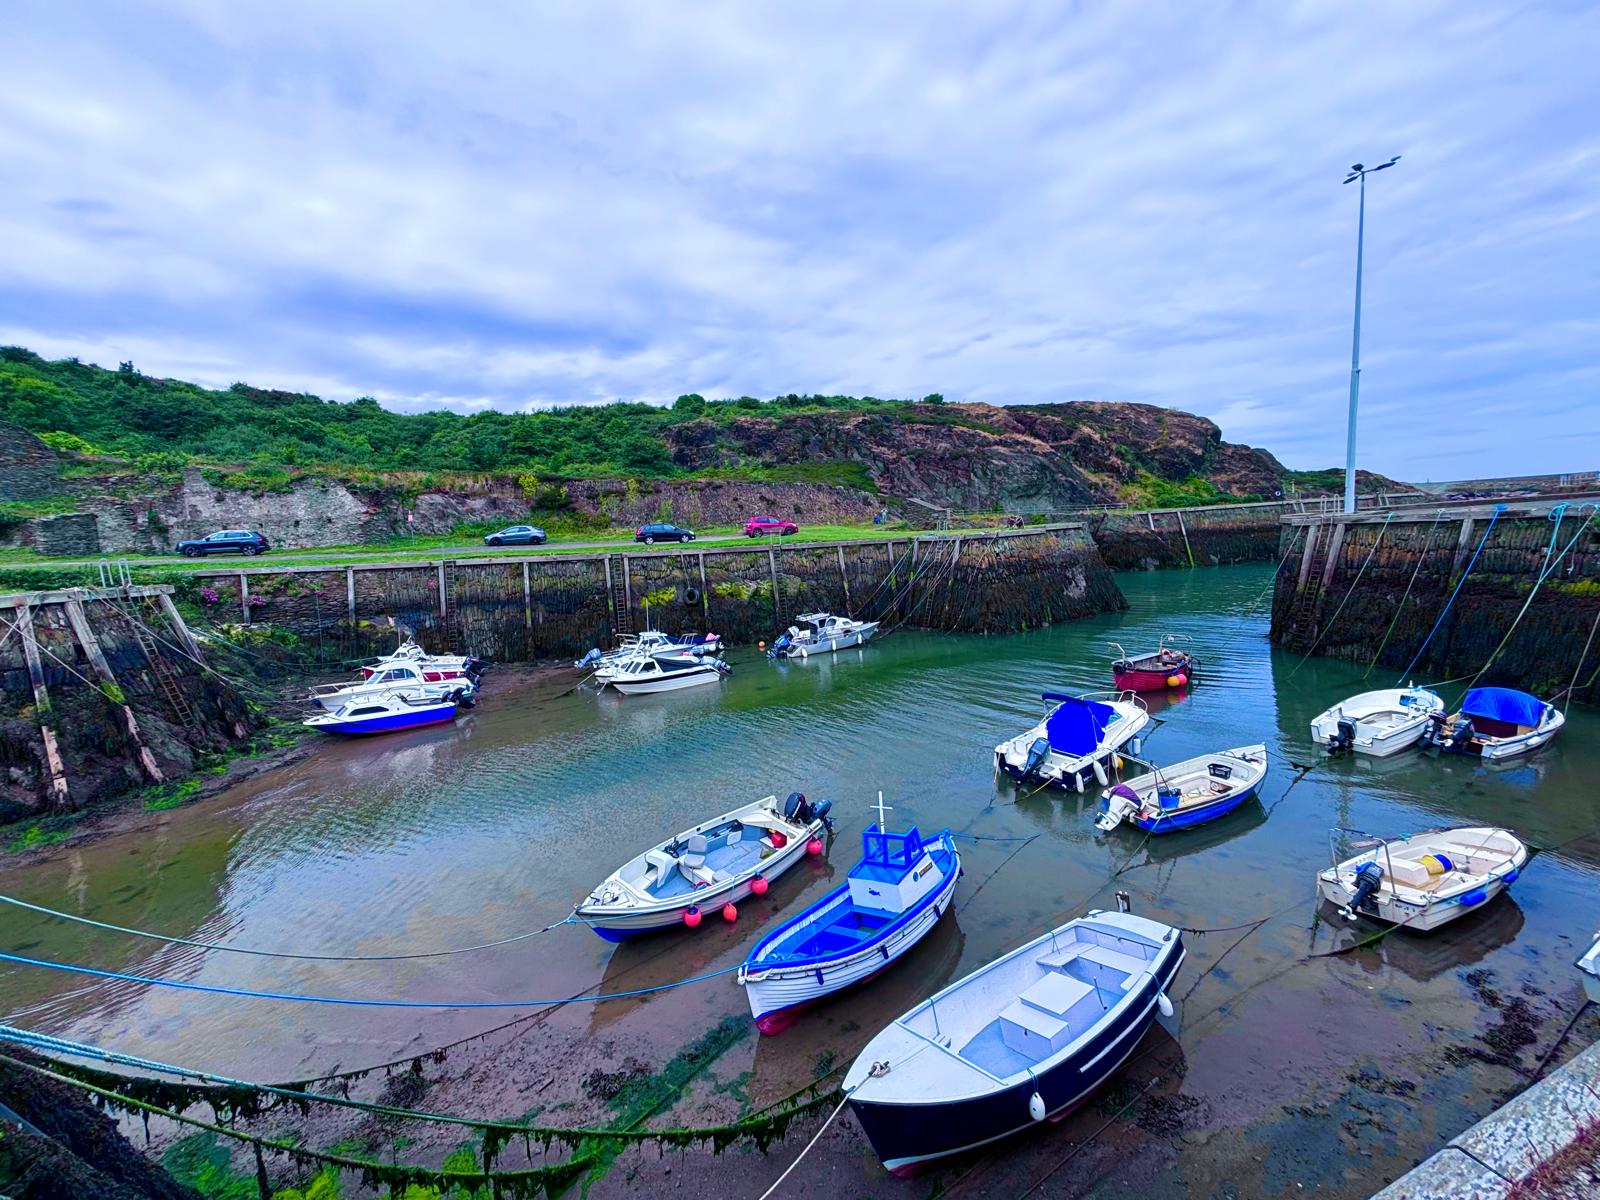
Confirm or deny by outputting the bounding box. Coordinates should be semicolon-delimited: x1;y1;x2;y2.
1335;895;1526;983
1317;826;1528;933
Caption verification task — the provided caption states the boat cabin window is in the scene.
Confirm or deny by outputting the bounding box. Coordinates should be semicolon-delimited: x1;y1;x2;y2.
348;706;386;716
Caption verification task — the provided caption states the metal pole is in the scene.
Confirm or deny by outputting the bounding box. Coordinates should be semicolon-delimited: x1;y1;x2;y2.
1344;171;1366;515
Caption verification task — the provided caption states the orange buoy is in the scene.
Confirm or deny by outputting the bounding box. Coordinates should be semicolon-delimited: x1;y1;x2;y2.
806;837;824;857
683;905;702;928
750;875;769;895
758;640;767;651
1166;674;1187;688
722;902;738;922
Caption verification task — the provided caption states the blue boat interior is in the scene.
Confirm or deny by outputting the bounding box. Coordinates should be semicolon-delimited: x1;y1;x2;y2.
901;921;1160;1081
620;820;774;898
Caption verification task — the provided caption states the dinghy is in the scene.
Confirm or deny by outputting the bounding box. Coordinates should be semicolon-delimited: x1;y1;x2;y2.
1579;931;1600;1006
843;909;1184;1176
1316;826;1527;932
576;793;833;941
303;692;464;736
1310;687;1444;757
769;612;879;659
1418;687;1565;760
1095;745;1267;834
1109;636;1199;692
739;797;960;1035
310;663;476;711
359;637;483;683
602;651;730;694
994;692;1149;793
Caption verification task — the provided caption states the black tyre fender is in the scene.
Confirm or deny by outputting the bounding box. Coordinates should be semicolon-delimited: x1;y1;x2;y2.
683;585;701;605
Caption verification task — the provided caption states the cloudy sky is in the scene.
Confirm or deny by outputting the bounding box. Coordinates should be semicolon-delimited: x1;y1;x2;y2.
2;2;1595;479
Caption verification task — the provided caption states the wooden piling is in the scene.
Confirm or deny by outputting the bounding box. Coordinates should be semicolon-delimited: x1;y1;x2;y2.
63;597;163;783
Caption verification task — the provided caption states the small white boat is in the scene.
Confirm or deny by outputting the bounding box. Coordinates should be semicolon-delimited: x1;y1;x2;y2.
602;651;729;694
739;798;960;1035
575;629;723;671
310;663;476;711
1419;687;1565;761
1579;931;1600;1006
303;692;464;736
995;691;1149;793
576;793;833;941
1310;687;1444;757
360;637;483;682
769;612;879;659
844;909;1184;1176
1316;826;1528;932
1095;745;1267;834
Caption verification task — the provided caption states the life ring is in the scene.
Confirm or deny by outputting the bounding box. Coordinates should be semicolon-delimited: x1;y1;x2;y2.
683;585;701;605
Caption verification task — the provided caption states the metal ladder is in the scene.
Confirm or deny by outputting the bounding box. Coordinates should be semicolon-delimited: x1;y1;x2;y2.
609;556;633;635
1290;579;1324;641
126;603;197;728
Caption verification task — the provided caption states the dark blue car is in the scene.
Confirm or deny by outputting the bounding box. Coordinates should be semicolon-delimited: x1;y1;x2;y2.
176;530;271;557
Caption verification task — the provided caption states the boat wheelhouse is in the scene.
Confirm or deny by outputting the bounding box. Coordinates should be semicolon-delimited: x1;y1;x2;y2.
994;691;1149;793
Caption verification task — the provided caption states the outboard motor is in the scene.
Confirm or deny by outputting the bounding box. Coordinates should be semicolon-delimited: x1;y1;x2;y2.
767;632;792;660
575;647;603;670
1418;711;1446;751
783;792;834;832
1339;861;1384;921
1446;717;1476;753
1019;736;1051;782
1095;784;1142;832
1327;717;1357;757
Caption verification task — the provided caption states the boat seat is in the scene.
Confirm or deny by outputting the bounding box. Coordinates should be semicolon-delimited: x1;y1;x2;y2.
1019;972;1095;1018
680;834;709;870
998;999;1071;1056
1076;945;1150;984
679;862;718;887
643;849;677;888
1383;857;1436;888
1036;943;1094;971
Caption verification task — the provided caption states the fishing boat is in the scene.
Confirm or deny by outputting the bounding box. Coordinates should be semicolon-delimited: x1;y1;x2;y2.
303;692;464;736
309;663;476;711
575;629;723;671
769;612;879;659
1579;931;1600;1005
602;651;730;694
1316;826;1528;932
359;637;483;682
1310;686;1444;757
843;909;1184;1176
1418;687;1565;760
738;797;961;1035
1109;636;1199;692
1094;745;1267;834
994;691;1149;793
576;793;833;940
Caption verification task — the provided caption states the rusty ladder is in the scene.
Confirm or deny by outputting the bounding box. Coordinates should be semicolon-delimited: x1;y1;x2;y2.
126;603;197;728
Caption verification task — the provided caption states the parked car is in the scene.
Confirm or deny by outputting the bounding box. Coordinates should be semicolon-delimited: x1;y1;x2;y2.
635;522;695;544
176;530;270;557
744;515;799;537
484;525;547;546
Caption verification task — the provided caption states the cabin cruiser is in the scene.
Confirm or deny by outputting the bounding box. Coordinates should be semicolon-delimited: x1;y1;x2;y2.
309;663;476;711
304;691;466;736
1316;826;1528;932
995;691;1149;793
359;637;483;683
575;629;723;671
1095;745;1267;834
1418;687;1565;760
769;612;879;659
1310;686;1444;757
599;649;730;694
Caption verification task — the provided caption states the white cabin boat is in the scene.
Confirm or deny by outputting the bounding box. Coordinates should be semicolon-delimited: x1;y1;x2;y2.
576;793;832;940
1317;826;1528;933
309;663;476;711
1310;687;1444;757
1419;687;1565;761
602;651;729;694
575;630;723;671
360;637;483;682
995;691;1149;793
769;612;879;659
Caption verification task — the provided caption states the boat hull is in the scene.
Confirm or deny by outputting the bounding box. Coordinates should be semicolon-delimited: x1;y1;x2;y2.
848;937;1184;1174
1580;935;1600;1006
741;845;961;1034
609;666;724;694
1133;782;1258;833
1113;666;1192;692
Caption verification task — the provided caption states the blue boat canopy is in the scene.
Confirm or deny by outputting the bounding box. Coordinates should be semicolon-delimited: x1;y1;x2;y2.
849;824;923;884
1043;693;1116;756
1461;687;1546;727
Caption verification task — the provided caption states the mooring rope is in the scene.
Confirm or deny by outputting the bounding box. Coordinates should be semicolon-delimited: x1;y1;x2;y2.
0;893;578;962
1249;524;1307;610
1397;504;1507;683
0;950;739;1008
1362;510;1447;679
1556;607;1600;705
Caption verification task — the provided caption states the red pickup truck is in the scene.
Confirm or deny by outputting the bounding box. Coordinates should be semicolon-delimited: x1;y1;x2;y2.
744;515;799;537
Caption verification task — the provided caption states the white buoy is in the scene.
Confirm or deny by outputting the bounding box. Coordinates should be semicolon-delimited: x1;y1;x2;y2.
1092;757;1109;786
1028;1092;1046;1122
1157;992;1173;1018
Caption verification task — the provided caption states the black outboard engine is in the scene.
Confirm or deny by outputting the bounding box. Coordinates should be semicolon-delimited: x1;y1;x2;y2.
1327;717;1357;757
1418;711;1446;751
1446;717;1476;753
1340;861;1384;921
1020;736;1051;782
783;792;834;831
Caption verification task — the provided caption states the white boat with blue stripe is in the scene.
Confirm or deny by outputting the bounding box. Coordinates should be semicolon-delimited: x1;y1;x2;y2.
739;797;961;1035
995;691;1149;793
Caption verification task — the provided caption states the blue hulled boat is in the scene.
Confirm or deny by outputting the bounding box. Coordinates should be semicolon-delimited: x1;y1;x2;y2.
303;692;463;736
1094;745;1268;834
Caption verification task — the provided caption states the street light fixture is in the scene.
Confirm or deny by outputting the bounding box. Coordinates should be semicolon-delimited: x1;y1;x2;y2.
1341;154;1400;513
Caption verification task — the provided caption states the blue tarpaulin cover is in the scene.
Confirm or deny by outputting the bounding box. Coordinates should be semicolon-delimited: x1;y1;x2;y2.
1044;694;1117;756
1461;687;1546;727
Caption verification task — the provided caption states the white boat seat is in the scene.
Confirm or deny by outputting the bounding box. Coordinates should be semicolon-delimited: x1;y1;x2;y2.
1036;943;1093;971
680;834;709;870
679;863;718;887
1019;972;1095;1018
1076;945;1150;983
643;849;677;887
1384;857;1436;888
998;999;1071;1056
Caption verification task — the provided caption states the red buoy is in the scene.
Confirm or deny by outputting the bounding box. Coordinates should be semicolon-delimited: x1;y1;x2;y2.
750;875;769;895
683;905;702;928
806;837;824;857
722;902;738;923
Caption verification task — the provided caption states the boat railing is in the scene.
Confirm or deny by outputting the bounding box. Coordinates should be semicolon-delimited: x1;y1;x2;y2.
1073;688;1149;712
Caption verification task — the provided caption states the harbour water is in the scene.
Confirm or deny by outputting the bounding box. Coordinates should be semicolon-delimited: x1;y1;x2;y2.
3;562;1598;1196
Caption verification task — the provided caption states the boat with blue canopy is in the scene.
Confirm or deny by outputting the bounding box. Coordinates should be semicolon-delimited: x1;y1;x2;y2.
738;796;960;1035
994;691;1148;793
1419;687;1565;761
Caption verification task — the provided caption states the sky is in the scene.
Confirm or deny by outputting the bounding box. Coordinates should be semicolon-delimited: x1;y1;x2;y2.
2;2;1596;481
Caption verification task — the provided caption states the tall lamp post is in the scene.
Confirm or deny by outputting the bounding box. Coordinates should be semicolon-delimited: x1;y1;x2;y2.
1341;155;1400;513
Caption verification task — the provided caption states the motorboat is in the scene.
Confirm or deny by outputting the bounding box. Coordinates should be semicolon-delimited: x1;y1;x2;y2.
843;909;1184;1176
1095;745;1267;834
359;637;483;682
1418;687;1565;760
575;629;723;671
1579;931;1600;1005
309;663;477;711
1109;635;1199;692
1316;826;1528;932
739;797;960;1035
994;691;1149;793
769;612;879;659
576;793;833;941
1310;686;1444;757
303;692;464;736
601;650;730;694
